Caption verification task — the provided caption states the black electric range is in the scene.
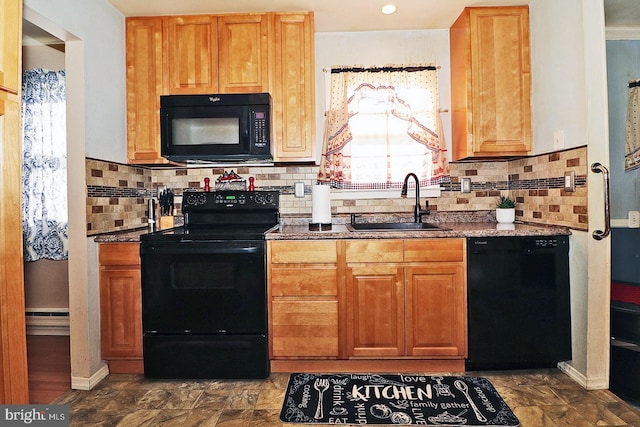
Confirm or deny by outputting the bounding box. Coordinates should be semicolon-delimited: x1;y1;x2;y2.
140;190;279;379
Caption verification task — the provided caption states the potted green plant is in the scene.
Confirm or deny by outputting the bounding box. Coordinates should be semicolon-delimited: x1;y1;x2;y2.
496;195;516;224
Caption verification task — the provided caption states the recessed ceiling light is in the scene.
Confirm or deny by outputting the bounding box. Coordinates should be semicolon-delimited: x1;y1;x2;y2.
381;4;397;15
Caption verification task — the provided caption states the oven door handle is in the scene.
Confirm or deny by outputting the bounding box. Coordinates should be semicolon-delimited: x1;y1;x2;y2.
144;244;261;255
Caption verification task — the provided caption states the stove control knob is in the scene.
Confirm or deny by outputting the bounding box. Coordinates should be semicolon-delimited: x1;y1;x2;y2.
185;193;198;206
255;193;265;204
264;194;274;205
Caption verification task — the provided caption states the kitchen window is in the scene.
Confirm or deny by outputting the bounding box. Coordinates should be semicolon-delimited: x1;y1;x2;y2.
318;65;450;192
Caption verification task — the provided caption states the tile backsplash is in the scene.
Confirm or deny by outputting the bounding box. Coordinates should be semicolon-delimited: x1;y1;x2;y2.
86;146;587;235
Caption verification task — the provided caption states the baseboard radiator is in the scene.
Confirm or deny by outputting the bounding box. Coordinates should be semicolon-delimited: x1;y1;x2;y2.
25;308;70;336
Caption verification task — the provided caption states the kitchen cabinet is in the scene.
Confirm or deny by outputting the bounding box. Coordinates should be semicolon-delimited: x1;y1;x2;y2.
0;0;20;93
450;6;531;160
0;0;29;403
165;15;219;94
270;12;316;161
166;14;269;95
98;243;143;373
345;239;466;358
125;12;315;164
0;0;21;94
217;14;269;94
126;17;167;164
268;240;339;358
267;238;466;364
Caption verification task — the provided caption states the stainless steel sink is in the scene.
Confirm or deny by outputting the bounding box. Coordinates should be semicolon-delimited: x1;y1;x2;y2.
346;222;448;231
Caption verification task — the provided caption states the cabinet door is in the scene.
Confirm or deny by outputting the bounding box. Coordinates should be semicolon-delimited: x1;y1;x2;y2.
346;265;404;357
217;14;268;93
99;268;142;358
450;6;531;160
469;7;531;156
0;91;30;403
126;17;166;164
270;12;315;161
405;264;466;357
166;15;219;94
0;0;21;94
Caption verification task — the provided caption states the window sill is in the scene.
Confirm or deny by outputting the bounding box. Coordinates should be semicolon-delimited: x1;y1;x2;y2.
330;186;442;200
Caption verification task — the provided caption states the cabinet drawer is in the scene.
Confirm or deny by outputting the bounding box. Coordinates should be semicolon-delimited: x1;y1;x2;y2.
271;300;339;357
271;267;337;297
99;243;140;266
404;239;464;262
270;240;337;264
345;240;403;263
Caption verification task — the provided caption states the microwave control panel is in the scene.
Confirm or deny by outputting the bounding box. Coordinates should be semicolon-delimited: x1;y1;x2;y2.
252;110;269;149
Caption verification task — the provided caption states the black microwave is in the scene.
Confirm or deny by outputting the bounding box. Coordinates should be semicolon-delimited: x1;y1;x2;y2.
160;93;272;163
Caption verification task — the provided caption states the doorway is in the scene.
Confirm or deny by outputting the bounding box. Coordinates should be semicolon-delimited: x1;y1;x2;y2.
604;0;640;406
21;19;70;404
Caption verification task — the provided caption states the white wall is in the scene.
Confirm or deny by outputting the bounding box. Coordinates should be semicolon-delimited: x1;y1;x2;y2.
530;0;611;389
24;0;126;163
530;0;589;154
314;30;452;163
23;0;125;388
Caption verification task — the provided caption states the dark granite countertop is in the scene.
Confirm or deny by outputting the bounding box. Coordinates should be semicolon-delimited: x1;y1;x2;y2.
93;211;572;243
266;221;571;240
93;227;150;243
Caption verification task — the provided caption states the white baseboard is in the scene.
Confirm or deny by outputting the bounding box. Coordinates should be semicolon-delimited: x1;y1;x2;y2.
558;361;609;390
71;363;109;391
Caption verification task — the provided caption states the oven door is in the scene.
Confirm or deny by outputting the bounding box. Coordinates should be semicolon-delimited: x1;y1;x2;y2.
140;239;266;334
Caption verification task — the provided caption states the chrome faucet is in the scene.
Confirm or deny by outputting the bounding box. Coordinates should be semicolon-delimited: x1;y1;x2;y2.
401;173;430;223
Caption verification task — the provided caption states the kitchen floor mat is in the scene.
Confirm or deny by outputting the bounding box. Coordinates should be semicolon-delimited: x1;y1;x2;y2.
280;373;519;425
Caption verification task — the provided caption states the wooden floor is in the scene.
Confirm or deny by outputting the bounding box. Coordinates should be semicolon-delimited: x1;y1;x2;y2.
27;335;71;404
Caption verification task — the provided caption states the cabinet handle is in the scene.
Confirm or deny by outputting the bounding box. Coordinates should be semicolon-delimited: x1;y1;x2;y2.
590;162;610;240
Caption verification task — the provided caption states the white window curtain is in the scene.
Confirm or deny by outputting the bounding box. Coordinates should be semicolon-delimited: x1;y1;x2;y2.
21;69;68;261
626;80;640;171
318;65;450;189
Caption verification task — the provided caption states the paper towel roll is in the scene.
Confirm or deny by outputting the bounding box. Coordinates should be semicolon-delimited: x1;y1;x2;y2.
312;184;331;224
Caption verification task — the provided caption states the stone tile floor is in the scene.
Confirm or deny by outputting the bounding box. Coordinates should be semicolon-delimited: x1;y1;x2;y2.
54;369;640;426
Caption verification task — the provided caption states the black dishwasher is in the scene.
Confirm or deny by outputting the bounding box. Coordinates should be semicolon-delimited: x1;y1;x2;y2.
466;236;571;371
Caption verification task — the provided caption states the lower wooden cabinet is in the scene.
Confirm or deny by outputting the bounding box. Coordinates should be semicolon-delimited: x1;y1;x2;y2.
267;238;467;363
98;242;143;373
405;263;466;357
268;240;339;358
345;239;466;359
346;264;405;357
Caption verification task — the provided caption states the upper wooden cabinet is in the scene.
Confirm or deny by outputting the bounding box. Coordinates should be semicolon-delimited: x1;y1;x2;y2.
166;15;219;94
218;14;269;94
450;6;531;160
125;12;315;164
0;0;21;94
270;12;316;161
126;17;167;164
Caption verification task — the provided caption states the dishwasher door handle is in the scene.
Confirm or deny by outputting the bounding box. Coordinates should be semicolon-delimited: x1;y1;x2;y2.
590;162;610;240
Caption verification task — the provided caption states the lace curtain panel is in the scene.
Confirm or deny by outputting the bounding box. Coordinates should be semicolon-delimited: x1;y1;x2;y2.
318;65;450;189
21;69;68;261
626;80;640;171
